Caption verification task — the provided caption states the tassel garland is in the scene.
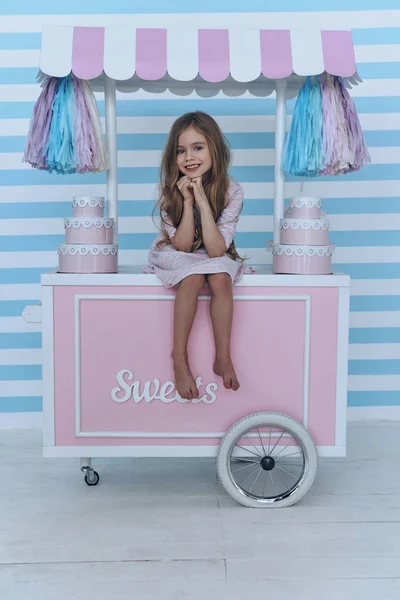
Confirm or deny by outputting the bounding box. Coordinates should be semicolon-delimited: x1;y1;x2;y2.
283;76;370;177
23;74;107;175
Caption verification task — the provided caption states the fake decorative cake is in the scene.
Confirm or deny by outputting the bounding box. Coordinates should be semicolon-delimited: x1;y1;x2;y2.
267;197;335;275
58;197;118;273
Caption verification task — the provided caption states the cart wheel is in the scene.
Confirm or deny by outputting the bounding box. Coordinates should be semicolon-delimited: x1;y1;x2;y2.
217;412;318;508
84;470;100;487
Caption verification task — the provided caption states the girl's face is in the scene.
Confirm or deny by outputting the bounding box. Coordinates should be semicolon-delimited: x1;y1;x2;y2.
176;126;212;179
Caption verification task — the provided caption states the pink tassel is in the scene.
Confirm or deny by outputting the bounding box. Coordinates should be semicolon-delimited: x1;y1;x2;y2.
23;77;59;169
337;78;371;173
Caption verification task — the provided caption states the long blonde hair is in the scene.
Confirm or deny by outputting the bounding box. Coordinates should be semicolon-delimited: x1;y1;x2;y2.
155;111;242;261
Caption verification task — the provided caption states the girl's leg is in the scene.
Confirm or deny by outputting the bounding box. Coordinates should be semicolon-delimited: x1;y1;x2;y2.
172;274;205;399
207;273;240;391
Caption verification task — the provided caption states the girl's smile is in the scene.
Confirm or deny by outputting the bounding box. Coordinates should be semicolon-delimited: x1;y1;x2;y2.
185;164;200;173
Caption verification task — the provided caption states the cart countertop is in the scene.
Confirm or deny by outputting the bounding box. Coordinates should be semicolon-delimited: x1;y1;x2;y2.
41;265;350;287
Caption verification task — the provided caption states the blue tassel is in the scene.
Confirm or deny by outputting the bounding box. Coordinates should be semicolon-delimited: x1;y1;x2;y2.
44;75;77;174
283;77;324;177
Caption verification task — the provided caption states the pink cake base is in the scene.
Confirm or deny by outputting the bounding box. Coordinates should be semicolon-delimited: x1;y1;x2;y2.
273;253;332;275
59;253;118;274
65;227;113;244
280;228;329;246
58;244;118;274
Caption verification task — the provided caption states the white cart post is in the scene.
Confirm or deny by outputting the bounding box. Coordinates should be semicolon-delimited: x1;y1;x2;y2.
273;79;288;244
104;75;118;245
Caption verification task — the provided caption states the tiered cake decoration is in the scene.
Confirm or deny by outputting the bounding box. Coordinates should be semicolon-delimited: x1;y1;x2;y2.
267;197;335;275
58;197;118;273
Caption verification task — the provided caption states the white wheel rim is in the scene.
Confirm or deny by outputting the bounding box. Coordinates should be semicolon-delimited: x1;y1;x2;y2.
226;423;308;504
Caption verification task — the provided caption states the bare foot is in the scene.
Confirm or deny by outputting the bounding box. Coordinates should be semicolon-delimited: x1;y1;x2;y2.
172;352;199;400
213;357;240;391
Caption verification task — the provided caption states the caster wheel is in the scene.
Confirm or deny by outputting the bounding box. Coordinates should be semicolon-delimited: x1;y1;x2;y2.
217;412;318;508
84;470;100;486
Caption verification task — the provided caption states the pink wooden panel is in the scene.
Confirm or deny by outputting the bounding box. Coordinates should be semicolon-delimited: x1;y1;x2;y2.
135;28;167;80
53;285;338;447
71;27;105;80
321;30;356;77
260;30;293;79
306;287;338;443
198;29;230;82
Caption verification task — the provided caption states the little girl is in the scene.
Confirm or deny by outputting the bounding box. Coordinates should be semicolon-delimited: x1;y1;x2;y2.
146;111;250;400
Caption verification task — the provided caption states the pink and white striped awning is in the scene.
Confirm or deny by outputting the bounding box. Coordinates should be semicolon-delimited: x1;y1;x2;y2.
39;25;359;94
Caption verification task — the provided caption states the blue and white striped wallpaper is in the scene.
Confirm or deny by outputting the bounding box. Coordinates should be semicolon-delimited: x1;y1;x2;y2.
1;2;400;419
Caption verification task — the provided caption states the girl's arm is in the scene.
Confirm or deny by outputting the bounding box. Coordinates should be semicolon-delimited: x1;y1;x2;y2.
170;176;195;252
197;202;226;258
171;199;195;252
190;176;225;257
191;178;243;258
214;182;243;249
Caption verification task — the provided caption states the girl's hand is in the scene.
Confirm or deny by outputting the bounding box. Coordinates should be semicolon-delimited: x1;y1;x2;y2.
177;176;194;203
189;176;208;208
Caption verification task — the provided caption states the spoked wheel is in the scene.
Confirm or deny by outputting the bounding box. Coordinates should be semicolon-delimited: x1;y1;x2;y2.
217;412;318;508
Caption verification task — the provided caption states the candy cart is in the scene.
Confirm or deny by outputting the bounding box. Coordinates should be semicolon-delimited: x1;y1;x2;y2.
23;26;362;508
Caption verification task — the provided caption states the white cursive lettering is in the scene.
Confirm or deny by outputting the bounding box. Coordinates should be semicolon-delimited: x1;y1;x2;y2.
131;378;160;403
111;369;134;403
159;381;177;403
205;382;218;404
111;370;218;404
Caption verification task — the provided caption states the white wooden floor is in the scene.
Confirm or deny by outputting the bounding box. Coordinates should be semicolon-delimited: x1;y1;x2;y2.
0;422;400;599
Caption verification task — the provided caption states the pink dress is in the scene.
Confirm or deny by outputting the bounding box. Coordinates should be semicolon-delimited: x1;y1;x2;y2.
144;180;252;287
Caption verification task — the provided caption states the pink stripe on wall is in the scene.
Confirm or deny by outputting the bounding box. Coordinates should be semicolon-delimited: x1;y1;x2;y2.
198;29;230;82
72;27;105;80
321;30;356;77
260;30;292;79
136;29;167;80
